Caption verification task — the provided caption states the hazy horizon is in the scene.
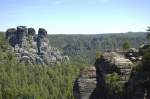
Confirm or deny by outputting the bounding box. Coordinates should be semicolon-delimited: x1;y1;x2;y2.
0;0;150;34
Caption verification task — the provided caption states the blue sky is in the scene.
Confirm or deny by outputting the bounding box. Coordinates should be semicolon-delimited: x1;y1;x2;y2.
0;0;150;34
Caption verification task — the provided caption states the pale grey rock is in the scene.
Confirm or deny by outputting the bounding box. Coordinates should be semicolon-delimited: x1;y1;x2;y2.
6;26;69;65
63;56;70;62
21;51;30;57
56;55;63;61
14;44;20;52
36;56;44;65
20;56;32;65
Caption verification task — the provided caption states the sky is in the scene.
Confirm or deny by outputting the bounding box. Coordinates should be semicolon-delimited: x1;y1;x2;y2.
0;0;150;34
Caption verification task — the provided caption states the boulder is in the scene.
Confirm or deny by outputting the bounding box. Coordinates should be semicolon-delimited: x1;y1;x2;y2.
21;51;30;57
14;44;20;52
36;56;44;65
63;56;70;62
20;56;32;65
56;55;63;61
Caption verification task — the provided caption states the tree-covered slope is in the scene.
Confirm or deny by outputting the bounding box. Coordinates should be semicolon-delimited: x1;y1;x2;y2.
48;32;147;64
0;32;87;99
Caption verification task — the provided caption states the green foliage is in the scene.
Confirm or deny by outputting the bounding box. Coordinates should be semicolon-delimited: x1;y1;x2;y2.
129;39;150;98
0;33;87;99
105;73;124;97
122;41;130;51
0;33;9;52
95;51;102;60
0;57;83;99
48;32;147;64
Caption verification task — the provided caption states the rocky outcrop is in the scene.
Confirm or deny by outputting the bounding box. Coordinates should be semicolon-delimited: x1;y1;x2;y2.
28;28;36;36
101;52;133;82
74;52;134;99
125;48;142;62
74;66;97;99
74;49;149;99
6;26;69;65
37;28;48;54
16;26;28;48
6;28;17;47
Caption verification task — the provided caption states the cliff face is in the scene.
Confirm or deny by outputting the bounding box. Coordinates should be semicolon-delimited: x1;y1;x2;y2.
74;50;149;99
94;52;133;99
6;26;69;65
74;66;97;99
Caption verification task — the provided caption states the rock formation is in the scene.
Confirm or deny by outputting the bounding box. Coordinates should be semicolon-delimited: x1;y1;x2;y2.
6;26;69;65
74;49;149;99
37;28;48;54
125;48;141;62
101;52;133;82
74;66;97;99
74;52;135;99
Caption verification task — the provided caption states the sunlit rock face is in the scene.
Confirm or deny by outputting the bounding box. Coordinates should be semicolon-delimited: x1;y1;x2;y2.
74;52;134;99
6;26;69;65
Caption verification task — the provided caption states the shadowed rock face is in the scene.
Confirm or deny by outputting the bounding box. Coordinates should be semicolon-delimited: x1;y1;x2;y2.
74;66;97;99
6;28;16;39
37;28;48;54
6;26;28;47
74;52;134;99
38;28;47;37
16;26;28;47
5;26;69;65
6;28;17;47
28;28;36;36
74;51;149;99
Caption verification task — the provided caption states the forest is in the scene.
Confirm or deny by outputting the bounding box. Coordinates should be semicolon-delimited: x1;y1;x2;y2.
48;32;147;64
0;32;88;99
0;30;150;99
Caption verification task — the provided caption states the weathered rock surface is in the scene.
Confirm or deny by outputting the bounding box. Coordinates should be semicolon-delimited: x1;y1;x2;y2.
6;28;17;47
102;52;133;82
74;50;149;99
6;26;69;65
74;52;134;99
74;66;97;99
37;28;48;54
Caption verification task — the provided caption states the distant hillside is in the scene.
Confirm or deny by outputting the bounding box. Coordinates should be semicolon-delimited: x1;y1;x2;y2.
1;31;148;64
48;32;148;64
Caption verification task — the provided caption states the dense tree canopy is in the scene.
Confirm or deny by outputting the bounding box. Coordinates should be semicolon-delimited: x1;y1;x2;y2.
48;32;147;64
0;32;87;99
122;41;130;51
